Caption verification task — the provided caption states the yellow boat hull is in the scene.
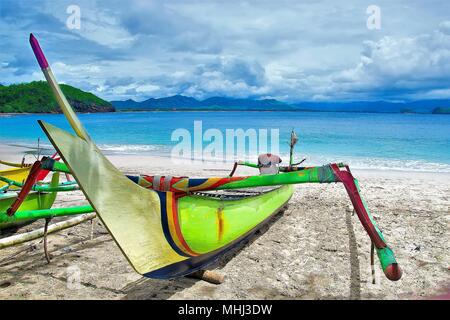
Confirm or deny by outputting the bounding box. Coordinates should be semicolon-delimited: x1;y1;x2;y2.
0;167;31;189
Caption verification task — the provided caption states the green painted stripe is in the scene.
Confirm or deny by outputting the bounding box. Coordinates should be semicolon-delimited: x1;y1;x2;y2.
0;205;94;224
376;246;398;271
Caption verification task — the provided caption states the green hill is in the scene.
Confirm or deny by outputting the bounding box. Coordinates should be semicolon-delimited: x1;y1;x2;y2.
0;81;114;113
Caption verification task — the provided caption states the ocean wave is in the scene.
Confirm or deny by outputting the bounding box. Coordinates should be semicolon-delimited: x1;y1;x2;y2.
5;141;168;156
169;152;450;173
296;154;450;173
97;144;168;155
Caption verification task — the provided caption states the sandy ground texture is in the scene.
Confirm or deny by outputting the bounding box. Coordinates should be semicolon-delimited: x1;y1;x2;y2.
0;147;449;300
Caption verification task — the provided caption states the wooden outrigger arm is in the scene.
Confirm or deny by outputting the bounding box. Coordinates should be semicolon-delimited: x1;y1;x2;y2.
228;160;402;280
6;161;43;216
329;164;402;281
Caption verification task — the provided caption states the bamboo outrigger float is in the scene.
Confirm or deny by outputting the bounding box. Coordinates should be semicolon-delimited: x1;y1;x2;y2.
27;34;402;281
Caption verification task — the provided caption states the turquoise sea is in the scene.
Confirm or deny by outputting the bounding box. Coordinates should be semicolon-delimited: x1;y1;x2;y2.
0;111;449;172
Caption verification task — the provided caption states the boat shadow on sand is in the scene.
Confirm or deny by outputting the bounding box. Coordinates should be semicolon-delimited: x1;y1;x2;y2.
0;209;285;299
123;205;363;300
0;202;290;299
0;226;111;285
122;204;290;299
0;203;362;300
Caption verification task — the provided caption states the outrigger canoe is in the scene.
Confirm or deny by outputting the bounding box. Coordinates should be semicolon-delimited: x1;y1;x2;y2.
0;156;58;190
0;155;88;230
0;158;59;229
0;173;59;229
28;33;402;281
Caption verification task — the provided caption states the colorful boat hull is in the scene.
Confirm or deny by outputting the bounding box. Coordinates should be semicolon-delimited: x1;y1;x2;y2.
148;186;292;278
161;186;293;256
39;121;294;278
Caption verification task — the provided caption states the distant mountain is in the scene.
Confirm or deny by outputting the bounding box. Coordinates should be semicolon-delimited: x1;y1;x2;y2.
109;99;140;109
199;97;290;109
291;101;405;113
112;95;294;111
291;100;450;113
111;95;450;113
407;100;450;114
144;95;200;108
432;107;450;114
2;82;449;114
0;81;115;113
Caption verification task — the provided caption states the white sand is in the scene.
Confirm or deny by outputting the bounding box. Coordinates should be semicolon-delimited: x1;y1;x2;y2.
0;145;449;299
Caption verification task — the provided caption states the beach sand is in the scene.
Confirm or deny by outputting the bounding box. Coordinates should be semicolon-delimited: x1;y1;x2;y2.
0;145;449;300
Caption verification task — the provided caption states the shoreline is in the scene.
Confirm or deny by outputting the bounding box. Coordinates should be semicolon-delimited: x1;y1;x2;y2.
2;110;449;115
1;143;449;178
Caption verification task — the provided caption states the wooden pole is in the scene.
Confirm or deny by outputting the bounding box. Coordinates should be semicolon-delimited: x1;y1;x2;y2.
43;217;52;263
0;213;96;249
188;270;225;284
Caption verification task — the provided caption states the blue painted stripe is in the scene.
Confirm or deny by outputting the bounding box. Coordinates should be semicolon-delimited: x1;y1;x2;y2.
126;175;140;184
156;191;191;258
187;178;208;188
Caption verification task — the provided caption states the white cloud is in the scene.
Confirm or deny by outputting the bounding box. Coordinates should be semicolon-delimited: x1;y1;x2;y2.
135;84;160;93
41;1;136;49
52;62;101;75
328;23;450;100
2;0;450;101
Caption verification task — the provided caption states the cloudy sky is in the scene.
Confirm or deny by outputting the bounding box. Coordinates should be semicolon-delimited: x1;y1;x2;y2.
1;0;450;102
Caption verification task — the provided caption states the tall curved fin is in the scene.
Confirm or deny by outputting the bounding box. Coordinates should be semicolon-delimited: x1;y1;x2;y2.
39;121;186;274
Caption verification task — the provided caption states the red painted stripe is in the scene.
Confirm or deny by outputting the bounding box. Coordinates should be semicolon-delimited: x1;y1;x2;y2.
169;177;183;192
159;176;165;191
7;160;42;216
170;193;198;256
202;177;246;191
330;163;386;249
36;169;50;181
36;153;60;181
